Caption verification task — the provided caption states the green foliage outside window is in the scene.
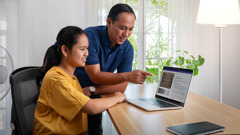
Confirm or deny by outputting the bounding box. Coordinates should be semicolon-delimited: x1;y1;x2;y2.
128;34;138;70
126;0;205;83
126;0;170;83
165;50;205;76
126;0;205;82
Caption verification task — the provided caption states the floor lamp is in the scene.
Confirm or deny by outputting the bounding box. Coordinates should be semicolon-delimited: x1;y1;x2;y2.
196;0;240;103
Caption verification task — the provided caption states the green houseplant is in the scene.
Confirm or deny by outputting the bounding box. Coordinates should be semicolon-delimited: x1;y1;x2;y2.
165;50;205;76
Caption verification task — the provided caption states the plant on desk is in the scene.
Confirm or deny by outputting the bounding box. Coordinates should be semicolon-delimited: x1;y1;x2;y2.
165;50;205;76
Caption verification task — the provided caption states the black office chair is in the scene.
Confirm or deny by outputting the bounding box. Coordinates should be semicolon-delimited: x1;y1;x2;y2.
10;67;43;135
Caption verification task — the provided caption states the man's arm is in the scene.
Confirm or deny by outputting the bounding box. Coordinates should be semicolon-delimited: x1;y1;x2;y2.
95;82;128;94
83;82;128;95
84;64;152;85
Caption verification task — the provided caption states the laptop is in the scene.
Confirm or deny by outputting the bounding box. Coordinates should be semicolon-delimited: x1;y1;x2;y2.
126;66;193;111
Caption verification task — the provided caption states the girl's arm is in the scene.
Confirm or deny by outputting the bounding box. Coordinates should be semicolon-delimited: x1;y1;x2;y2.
81;92;125;114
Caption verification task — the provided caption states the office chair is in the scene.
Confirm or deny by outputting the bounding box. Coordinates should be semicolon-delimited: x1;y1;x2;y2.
10;67;43;135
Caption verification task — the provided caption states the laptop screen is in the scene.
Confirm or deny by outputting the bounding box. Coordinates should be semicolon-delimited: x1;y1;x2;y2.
156;66;193;103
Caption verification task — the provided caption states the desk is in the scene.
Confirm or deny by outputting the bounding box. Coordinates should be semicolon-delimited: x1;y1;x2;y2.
105;84;240;135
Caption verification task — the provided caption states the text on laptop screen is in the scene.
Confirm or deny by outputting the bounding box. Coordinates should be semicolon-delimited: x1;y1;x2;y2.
156;67;193;103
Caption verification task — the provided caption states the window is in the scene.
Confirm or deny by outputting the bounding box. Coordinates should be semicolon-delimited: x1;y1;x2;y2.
97;0;178;83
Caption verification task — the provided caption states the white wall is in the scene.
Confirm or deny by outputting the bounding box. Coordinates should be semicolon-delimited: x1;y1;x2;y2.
188;0;240;109
17;0;89;68
222;25;240;109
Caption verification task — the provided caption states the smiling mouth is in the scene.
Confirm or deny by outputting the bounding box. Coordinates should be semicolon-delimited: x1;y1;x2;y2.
119;37;125;42
82;59;86;62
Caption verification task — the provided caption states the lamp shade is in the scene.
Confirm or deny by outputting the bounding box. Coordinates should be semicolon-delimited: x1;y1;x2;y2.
197;0;240;26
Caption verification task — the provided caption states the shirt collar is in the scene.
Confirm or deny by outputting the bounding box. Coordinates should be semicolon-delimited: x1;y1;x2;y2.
54;66;77;82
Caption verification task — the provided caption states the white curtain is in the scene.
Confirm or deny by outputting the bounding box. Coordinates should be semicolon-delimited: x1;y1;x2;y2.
2;0;90;69
168;0;221;102
173;0;240;110
17;0;89;68
0;0;18;134
0;0;18;69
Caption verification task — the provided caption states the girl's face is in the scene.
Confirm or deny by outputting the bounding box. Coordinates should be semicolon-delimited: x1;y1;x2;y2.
67;34;89;67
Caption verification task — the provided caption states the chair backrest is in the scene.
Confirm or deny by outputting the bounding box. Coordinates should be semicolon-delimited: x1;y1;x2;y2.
10;67;43;135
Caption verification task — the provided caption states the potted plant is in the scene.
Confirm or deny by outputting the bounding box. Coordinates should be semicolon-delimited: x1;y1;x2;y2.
165;50;205;76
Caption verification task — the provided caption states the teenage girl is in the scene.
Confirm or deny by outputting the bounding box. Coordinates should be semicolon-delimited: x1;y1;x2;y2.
33;26;125;135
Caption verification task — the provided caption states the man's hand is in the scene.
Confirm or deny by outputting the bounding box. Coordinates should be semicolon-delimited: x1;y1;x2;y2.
83;87;91;97
127;70;153;84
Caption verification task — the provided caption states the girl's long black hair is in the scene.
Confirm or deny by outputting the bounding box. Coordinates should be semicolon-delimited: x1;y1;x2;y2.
41;26;86;75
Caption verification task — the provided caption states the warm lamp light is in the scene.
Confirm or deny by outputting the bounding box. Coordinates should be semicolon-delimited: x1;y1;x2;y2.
196;0;240;103
197;0;240;27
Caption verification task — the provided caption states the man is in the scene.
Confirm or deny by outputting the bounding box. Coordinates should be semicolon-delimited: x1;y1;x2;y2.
74;3;152;135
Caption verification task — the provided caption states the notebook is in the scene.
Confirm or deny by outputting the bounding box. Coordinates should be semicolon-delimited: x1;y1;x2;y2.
166;121;225;135
126;66;193;111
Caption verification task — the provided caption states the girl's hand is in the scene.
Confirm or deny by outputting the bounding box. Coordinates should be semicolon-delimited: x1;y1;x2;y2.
114;92;126;103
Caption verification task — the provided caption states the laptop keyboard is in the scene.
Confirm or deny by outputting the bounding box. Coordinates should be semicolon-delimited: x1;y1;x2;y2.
139;98;178;108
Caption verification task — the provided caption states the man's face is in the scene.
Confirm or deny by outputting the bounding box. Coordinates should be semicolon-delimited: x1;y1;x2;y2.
107;12;135;45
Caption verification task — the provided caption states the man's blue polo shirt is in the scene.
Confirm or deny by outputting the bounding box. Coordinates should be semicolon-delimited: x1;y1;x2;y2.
74;26;134;88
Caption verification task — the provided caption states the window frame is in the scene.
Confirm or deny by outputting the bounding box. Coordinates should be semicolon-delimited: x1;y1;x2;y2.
96;0;177;83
